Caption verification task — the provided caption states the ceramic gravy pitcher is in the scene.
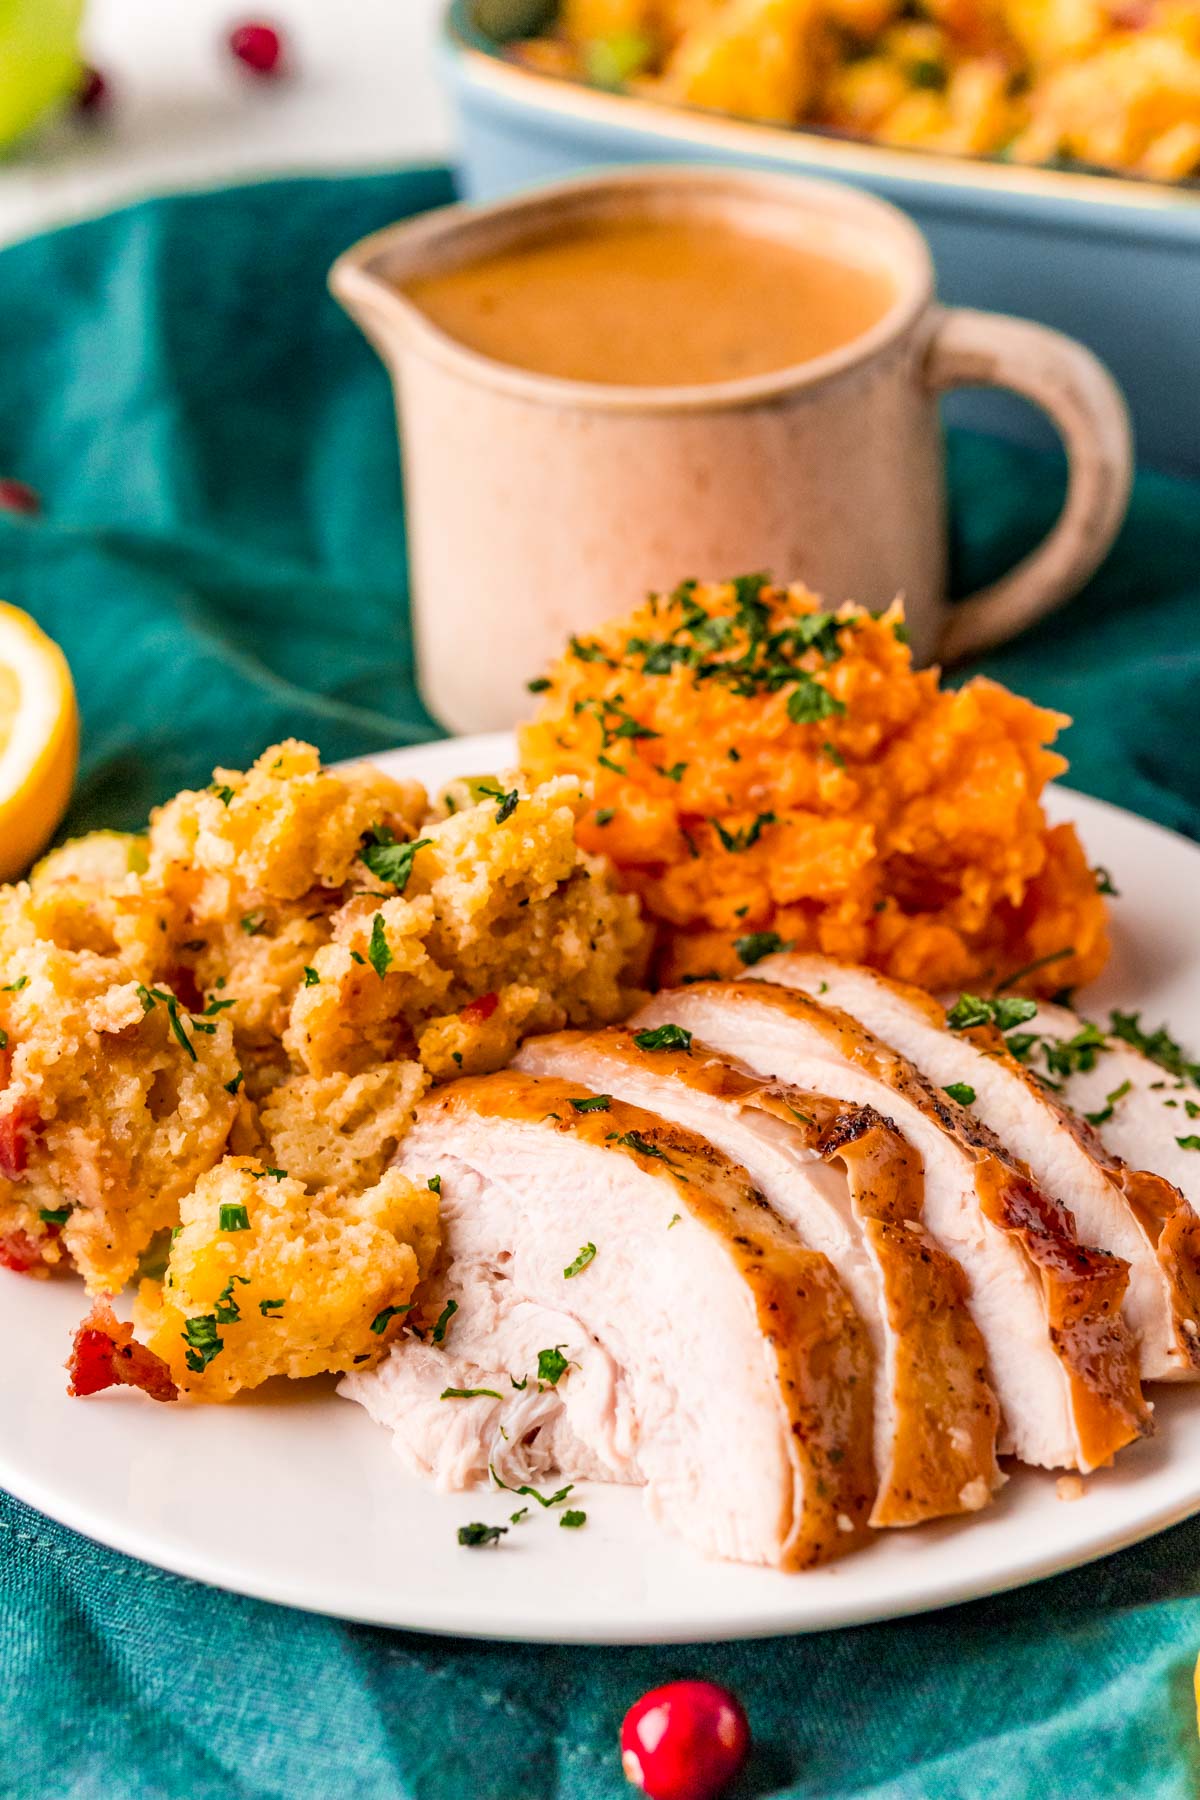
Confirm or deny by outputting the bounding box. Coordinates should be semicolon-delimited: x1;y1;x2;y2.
331;168;1132;734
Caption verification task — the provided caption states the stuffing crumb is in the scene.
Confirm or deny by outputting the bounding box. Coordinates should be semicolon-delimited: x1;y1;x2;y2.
1056;1475;1086;1503
135;1157;439;1400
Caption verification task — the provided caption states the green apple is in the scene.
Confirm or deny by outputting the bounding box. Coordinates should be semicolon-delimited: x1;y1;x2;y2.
0;0;85;151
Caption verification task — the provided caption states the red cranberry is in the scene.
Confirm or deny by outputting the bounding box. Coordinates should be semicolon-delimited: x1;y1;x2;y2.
76;67;109;113
228;21;285;75
621;1681;750;1800
0;480;40;517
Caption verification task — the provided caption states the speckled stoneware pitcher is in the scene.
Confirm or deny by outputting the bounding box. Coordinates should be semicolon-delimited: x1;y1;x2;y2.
330;167;1131;735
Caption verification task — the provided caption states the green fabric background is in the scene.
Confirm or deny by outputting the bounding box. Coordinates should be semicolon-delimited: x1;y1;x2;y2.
2;168;1200;1800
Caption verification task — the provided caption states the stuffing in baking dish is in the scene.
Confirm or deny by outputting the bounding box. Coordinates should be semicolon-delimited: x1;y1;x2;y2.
509;0;1200;180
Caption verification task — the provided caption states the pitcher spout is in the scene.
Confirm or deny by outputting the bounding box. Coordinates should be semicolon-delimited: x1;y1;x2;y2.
328;241;418;366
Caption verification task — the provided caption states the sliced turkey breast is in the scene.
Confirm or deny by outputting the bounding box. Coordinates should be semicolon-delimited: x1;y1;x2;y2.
515;1027;1000;1527
343;1071;876;1569
749;954;1200;1383
633;983;1151;1474
1027;1001;1200;1202
1019;1001;1200;1350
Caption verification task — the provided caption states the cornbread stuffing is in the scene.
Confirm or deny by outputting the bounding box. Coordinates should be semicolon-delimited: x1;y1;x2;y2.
518;577;1109;995
0;741;647;1399
514;0;1200;180
135;1157;439;1401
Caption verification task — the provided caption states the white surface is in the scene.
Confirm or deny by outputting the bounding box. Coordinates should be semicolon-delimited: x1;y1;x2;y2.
4;732;1200;1643
0;0;451;248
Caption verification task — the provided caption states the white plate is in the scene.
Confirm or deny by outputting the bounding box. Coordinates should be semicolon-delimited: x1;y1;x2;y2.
4;732;1200;1644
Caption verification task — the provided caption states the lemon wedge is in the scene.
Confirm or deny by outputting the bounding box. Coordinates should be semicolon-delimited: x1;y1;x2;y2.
0;601;78;882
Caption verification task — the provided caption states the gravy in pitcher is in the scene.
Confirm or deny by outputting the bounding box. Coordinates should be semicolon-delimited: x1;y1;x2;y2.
402;215;896;386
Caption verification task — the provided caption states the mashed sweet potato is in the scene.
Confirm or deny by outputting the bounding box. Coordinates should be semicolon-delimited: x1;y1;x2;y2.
518;577;1109;996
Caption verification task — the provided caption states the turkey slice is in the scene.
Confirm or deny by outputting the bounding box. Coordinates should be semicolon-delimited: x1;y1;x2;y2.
344;1071;875;1569
633;982;1151;1474
516;1026;1001;1527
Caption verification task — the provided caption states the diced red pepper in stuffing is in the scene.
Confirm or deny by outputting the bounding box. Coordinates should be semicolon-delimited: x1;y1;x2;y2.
66;1300;178;1403
460;991;499;1025
0;1100;38;1179
0;1228;49;1273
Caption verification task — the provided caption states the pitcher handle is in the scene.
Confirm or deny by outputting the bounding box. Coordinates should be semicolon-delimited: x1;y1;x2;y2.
924;307;1132;665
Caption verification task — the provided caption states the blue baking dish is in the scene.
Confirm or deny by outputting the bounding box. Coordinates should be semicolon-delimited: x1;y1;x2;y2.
441;0;1200;476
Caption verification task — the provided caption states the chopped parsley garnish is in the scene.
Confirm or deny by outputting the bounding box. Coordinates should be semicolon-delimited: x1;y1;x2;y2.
474;782;520;825
892;621;911;644
734;930;792;966
225;1071;244;1095
38;1207;70;1226
431;1298;458;1344
1094;867;1119;897
259;1298;285;1317
995;947;1075;992
360;827;433;892
609;1129;668;1162
349;950;365;966
303;966;320;987
667;1213;682;1229
441;1386;502;1400
509;1507;529;1524
489;1466;574;1508
823;741;846;768
632;1023;692;1053
569;1094;611;1113
657;762;688;783
597;753;626;776
1109;1011;1200;1086
427;1174;442;1194
946;993;1038;1033
219;1203;250;1233
1177;1136;1200;1151
137;985;200;1061
214;1274;249;1323
1085;1080;1132;1126
510;1375;528;1391
526;676;552;693
1004;1033;1039;1064
711;812;775;854
569;634;615;666
786;676;844;725
457;1522;506;1547
943;1083;977;1107
595;809;615;826
1;977;28;992
368;913;392;979
182;1314;223;1373
240;913;266;937
563;1243;596;1279
536;1346;571;1387
1043;1022;1109;1079
202;997;236;1016
370;1303;413;1334
578;695;660;753
0;1028;7;1050
211;785;235;806
559;1509;587;1529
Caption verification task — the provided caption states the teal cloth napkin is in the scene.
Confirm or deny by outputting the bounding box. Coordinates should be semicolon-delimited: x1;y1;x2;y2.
2;168;1200;1800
